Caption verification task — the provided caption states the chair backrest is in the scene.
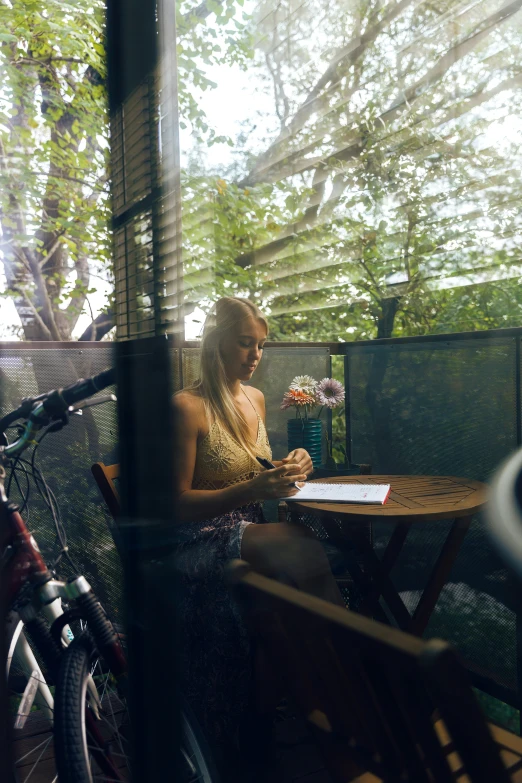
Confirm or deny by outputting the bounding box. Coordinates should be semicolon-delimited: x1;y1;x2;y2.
91;462;120;519
91;462;126;557
227;560;512;783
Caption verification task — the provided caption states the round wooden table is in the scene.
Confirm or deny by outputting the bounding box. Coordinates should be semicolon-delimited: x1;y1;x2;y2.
288;475;489;635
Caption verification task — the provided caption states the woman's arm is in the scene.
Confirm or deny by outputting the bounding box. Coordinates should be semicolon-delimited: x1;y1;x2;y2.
173;392;305;523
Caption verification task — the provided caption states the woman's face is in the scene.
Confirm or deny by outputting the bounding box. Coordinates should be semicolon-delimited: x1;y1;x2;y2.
220;317;267;382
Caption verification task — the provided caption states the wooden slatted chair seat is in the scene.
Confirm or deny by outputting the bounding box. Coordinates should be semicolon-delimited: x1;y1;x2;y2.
227;559;522;783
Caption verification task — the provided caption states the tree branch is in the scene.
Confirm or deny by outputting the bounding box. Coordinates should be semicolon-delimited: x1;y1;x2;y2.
39;231;65;268
241;0;416;186
242;0;522;187
13;289;53;340
78;307;114;341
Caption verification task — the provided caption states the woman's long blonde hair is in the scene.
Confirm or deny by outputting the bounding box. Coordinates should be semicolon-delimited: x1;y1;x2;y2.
192;297;268;460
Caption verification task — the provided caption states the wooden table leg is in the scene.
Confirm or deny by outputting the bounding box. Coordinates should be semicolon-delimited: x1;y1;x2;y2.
408;516;472;636
354;531;413;630
357;523;410;617
318;515;390;624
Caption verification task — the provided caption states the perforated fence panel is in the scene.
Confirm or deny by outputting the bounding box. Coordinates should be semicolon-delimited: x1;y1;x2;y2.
4;336;520;710
182;345;331;461
0;345;122;621
344;334;521;704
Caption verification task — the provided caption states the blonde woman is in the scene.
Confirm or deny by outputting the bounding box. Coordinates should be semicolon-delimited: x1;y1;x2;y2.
173;296;342;771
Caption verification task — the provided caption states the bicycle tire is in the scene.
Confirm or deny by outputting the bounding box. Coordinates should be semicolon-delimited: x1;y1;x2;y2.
54;632;220;783
54;632;131;783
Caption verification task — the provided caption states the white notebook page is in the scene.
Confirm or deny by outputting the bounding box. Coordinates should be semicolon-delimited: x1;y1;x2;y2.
283;483;391;504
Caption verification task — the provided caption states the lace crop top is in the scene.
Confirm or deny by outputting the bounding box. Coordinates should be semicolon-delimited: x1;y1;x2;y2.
192;398;272;491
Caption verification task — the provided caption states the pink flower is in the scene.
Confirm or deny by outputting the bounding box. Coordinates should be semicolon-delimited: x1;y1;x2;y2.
316;378;345;408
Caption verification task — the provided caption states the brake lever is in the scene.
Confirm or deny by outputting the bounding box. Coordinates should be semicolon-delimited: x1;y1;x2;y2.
68;393;117;415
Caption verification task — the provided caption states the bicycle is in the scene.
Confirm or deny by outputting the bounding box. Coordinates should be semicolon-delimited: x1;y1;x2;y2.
1;369;219;782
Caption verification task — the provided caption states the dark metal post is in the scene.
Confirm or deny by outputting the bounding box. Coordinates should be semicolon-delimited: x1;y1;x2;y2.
343;350;352;467
326;351;332;464
106;0;181;777
514;336;522;733
115;337;180;779
515;334;522;446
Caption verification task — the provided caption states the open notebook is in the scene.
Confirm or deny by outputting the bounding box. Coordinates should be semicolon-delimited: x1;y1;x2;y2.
283;482;391;505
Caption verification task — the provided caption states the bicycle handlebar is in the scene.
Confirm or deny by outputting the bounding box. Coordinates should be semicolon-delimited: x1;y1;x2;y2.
0;368;116;457
41;368;115;417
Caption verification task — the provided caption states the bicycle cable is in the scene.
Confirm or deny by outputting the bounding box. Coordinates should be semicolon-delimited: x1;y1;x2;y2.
30;433;80;573
5;425;31;517
3;429;80;574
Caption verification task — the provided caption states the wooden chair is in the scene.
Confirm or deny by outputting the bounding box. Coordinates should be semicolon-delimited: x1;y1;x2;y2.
91;462;120;519
94;461;295;528
91;463;126;558
227;559;522;783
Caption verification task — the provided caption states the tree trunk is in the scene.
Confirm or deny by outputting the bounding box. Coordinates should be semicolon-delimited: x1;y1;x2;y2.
376;296;400;340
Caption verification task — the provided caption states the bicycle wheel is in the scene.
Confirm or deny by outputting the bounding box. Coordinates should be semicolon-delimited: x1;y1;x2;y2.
54;632;131;782
54;632;220;783
6;611;58;783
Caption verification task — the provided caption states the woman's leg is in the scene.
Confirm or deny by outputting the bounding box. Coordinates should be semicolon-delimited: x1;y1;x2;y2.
241;521;344;607
240;521;345;733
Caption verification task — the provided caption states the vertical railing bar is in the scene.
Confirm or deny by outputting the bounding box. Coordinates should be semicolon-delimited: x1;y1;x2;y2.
344;350;352;467
515;335;522;446
172;332;184;391
149;72;163;338
327;351;332;466
512;336;522;724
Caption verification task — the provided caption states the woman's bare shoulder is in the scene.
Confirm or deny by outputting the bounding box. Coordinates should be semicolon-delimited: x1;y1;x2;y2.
245;385;265;403
245;385;266;417
173;389;206;422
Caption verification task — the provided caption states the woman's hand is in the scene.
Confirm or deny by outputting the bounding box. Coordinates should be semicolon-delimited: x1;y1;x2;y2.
249;463;307;500
281;448;313;478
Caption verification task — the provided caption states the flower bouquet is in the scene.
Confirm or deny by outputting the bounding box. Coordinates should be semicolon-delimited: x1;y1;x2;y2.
281;375;345;468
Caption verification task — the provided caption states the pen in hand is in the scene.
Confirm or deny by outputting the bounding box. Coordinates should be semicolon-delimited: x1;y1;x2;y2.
256;456;301;489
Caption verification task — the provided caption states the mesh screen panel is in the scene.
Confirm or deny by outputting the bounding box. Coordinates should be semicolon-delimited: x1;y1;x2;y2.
182;348;200;388
181;346;331;459
249;346;331;461
347;338;518;479
346;336;520;698
4;339;519;705
0;345;122;621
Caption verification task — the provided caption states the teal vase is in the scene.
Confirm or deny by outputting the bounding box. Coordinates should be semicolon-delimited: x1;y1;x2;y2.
287;418;322;468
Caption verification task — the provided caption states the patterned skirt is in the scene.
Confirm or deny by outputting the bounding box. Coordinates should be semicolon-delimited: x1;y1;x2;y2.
173;502;266;753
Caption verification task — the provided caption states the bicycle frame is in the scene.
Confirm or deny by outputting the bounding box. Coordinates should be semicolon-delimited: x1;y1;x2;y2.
0;491;49;605
1;472;77;721
1;469;128;781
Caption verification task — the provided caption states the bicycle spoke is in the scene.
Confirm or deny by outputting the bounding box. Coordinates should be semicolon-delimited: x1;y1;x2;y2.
98;671;111;702
15;732;53;765
100;690;130;759
87;746;129;759
18;734;54;783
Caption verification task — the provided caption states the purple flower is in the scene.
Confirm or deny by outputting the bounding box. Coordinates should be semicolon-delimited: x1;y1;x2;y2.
316;378;345;408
